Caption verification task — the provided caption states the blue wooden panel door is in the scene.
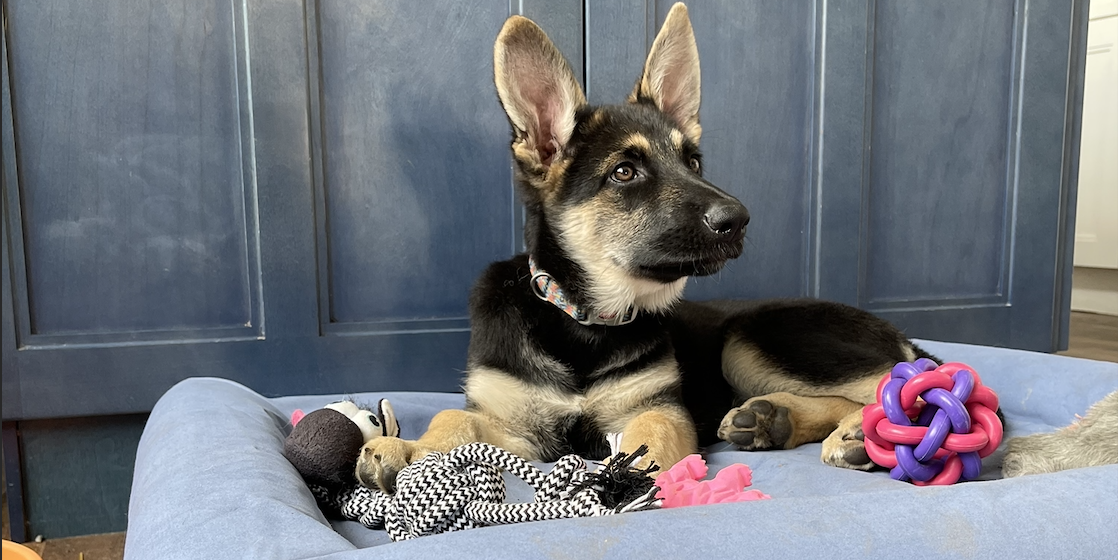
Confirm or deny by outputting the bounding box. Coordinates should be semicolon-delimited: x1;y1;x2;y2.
1;0;583;420
587;0;1086;352
1;0;1086;420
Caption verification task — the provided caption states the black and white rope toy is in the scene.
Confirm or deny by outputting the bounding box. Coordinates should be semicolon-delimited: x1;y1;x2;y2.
311;442;659;541
285;400;660;542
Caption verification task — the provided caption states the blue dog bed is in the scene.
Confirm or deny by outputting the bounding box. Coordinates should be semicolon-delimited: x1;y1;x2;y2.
123;340;1118;559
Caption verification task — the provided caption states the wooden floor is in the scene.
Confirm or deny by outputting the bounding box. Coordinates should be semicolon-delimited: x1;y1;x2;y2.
3;311;1116;559
1057;311;1118;362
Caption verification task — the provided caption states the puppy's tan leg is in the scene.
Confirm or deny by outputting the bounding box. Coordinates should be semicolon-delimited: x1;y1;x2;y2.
356;409;517;492
821;409;873;470
618;407;698;473
717;392;862;451
414;409;492;452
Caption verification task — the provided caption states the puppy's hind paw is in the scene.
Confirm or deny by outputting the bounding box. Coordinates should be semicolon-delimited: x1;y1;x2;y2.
821;411;874;470
821;427;873;470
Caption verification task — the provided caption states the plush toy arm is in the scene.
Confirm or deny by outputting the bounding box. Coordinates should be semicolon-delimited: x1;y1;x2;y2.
378;399;400;438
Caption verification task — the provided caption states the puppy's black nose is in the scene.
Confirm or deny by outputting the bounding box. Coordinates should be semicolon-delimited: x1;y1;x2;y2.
703;202;749;238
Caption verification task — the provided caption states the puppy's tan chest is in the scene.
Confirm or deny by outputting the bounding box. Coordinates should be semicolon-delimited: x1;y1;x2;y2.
465;357;682;434
465;366;584;425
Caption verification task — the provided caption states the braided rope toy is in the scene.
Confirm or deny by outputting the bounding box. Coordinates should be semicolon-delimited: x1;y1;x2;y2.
310;442;659;542
862;359;1003;485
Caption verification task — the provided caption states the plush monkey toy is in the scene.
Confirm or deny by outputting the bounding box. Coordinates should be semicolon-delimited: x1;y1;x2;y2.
283;399;399;494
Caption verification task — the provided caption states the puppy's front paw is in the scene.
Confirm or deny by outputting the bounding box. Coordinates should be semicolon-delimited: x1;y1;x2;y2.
355;437;429;493
717;398;793;450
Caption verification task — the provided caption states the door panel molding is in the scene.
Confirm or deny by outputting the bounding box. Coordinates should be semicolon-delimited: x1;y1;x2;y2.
3;0;263;348
860;0;1022;308
859;0;1087;350
811;0;871;304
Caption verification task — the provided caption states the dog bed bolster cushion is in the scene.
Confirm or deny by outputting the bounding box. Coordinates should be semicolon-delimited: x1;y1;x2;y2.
124;340;1118;559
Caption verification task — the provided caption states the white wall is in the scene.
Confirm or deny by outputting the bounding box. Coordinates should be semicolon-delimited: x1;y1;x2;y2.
1072;2;1118;316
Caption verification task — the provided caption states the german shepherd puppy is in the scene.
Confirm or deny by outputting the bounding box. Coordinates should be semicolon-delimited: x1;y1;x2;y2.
355;3;936;492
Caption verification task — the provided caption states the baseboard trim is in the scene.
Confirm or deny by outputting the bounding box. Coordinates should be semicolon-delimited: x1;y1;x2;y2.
1071;267;1118;316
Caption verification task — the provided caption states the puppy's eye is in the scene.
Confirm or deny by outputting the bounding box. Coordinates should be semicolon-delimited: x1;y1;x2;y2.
611;163;636;183
689;157;702;174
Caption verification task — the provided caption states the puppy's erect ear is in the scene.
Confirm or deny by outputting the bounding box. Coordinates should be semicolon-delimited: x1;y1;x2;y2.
630;3;701;142
495;16;586;169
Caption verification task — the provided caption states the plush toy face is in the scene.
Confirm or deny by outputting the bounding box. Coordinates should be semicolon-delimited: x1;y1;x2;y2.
324;400;399;442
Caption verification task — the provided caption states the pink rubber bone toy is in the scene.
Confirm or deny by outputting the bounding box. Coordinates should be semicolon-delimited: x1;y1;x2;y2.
654;454;770;508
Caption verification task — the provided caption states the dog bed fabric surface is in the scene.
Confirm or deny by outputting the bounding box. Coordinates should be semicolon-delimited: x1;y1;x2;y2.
124;340;1118;559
